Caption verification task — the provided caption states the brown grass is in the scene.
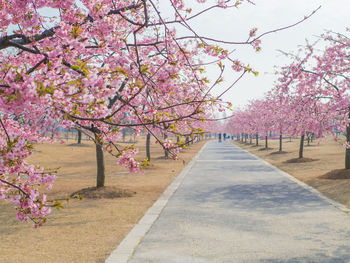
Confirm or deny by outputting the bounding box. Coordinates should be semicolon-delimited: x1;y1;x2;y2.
0;136;207;263
71;186;136;199
270;151;288;155
235;136;350;208
284;157;318;163
258;147;274;151
320;169;350;180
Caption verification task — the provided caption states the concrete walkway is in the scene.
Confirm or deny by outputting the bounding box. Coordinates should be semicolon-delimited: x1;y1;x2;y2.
121;141;350;262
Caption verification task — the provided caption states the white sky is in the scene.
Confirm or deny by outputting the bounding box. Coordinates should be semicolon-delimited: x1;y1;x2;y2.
176;0;350;108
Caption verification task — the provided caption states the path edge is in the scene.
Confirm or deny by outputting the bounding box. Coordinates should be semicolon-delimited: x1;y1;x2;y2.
234;142;350;215
105;141;210;263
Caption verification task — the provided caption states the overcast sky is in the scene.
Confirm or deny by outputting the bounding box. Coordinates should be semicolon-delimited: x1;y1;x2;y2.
36;1;350;110
172;0;349;109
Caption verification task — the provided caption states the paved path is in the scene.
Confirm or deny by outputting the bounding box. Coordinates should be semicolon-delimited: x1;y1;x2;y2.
128;141;350;263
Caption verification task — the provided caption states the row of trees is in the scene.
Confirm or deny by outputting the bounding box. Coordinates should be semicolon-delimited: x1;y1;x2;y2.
0;0;275;226
227;30;350;165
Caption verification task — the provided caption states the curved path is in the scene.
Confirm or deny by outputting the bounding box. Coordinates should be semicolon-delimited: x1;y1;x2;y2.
112;141;350;263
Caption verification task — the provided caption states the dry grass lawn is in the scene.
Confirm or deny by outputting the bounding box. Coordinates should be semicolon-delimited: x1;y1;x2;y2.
234;136;350;208
0;136;207;263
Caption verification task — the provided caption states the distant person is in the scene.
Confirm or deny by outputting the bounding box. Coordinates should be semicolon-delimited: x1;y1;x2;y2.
218;133;222;143
223;133;226;141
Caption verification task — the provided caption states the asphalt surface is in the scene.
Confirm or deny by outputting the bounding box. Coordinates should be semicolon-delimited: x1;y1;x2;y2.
128;140;350;263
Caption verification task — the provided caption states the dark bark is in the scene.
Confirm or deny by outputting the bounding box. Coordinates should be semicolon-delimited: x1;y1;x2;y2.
249;135;252;145
77;129;82;144
279;133;283;152
346;129;350;169
95;133;105;188
122;129;126;142
146;133;151;161
265;136;268;149
299;134;305;159
255;133;259;146
164;134;169;158
346;108;350;169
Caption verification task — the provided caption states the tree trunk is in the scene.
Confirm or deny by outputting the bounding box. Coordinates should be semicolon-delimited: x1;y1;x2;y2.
299;134;305;159
250;135;252;145
122;129;126;142
256;133;259;146
279;133;283;152
346;114;350;169
95;134;105;188
77;129;82;144
306;132;310;146
265;136;268;149
164;134;169;158
146;133;151;162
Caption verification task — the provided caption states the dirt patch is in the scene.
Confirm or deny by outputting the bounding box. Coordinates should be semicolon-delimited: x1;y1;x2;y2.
156;156;171;160
67;143;91;147
285;157;318;163
71;186;136;199
270;151;288;155
258;147;274;151
320;169;350;180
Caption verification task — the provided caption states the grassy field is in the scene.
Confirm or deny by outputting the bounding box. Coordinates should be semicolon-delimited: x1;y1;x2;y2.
234;136;350;208
0;136;207;263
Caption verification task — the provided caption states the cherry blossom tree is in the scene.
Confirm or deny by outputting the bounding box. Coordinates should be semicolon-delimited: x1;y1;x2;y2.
0;0;318;226
295;32;350;166
228;39;344;161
